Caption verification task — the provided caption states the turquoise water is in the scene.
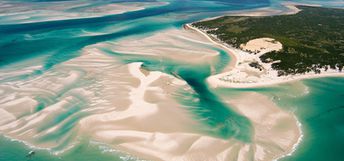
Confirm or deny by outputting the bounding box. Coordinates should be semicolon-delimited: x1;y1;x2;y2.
0;0;343;161
278;78;344;161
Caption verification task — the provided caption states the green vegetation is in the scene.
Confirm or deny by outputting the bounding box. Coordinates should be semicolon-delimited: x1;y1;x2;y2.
192;6;344;76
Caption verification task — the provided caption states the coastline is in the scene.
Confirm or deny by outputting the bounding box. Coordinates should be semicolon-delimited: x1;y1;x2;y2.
184;24;237;71
185;5;344;89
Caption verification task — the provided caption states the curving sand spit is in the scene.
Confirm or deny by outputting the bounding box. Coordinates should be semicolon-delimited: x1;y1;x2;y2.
220;3;301;17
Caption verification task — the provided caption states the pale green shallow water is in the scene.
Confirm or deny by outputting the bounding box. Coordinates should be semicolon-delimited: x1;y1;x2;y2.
0;0;343;161
278;78;344;161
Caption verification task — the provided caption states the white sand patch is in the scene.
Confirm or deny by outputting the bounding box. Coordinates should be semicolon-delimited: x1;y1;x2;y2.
240;38;282;56
85;62;164;123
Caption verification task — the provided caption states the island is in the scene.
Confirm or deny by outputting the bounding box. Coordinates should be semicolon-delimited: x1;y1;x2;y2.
189;5;344;88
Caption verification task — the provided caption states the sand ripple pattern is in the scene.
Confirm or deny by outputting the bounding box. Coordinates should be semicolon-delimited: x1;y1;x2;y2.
0;28;301;161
